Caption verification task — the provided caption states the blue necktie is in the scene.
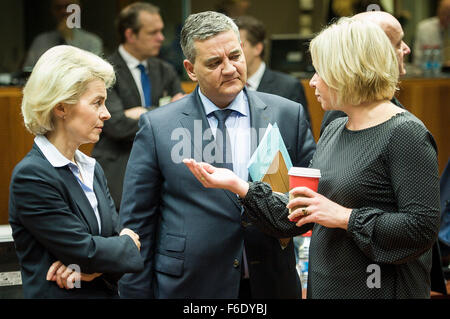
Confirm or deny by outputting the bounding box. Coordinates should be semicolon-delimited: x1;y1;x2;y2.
212;109;234;171
137;64;151;107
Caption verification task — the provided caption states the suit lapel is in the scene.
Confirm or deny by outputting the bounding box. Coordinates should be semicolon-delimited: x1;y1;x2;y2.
247;89;272;156
147;58;161;105
93;168;112;236
57;167;100;235
257;68;273;92
179;86;212;162
31;143;101;235
180;88;273;160
111;52;141;106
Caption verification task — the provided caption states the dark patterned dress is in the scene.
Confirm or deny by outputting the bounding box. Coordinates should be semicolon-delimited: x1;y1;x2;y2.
240;111;440;298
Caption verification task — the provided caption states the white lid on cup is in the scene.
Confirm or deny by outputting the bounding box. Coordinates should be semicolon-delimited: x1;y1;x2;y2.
288;167;321;178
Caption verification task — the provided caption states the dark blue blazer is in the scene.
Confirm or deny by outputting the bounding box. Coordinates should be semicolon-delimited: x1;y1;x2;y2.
9;144;143;298
118;87;316;298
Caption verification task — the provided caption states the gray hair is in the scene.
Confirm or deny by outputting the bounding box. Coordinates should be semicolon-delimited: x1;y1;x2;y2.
181;11;240;62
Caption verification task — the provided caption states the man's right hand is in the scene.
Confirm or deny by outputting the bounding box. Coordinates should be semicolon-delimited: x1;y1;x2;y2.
183;158;250;198
120;228;141;250
124;106;148;120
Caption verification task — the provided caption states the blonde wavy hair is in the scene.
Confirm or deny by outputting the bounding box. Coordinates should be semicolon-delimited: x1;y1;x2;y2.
21;45;115;136
309;17;399;107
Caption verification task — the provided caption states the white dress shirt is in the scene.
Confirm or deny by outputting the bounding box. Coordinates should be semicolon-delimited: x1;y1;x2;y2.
35;135;101;233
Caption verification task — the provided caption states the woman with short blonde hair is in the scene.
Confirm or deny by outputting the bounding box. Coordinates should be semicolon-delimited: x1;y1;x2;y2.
309;17;399;107
183;17;440;298
10;45;143;298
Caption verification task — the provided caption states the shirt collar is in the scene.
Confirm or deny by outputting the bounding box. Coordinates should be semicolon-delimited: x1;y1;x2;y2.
118;45;148;69
247;61;266;91
198;88;249;118
34;135;96;169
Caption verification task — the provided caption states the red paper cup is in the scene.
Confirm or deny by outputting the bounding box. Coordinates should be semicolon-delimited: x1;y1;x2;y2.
288;167;321;219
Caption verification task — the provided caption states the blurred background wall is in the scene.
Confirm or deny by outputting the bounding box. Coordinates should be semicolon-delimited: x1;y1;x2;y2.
0;0;442;74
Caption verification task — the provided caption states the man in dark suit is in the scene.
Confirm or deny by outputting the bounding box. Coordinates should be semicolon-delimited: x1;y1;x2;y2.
92;2;184;209
118;11;316;298
235;15;311;124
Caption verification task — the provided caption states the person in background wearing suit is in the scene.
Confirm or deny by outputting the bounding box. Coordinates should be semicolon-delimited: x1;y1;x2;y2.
23;0;103;70
91;2;185;210
118;11;316;299
9;45;143;299
235;15;311;124
319;11;410;136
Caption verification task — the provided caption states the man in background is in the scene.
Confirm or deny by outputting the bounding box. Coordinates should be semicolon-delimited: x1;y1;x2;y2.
235;15;311;124
92;2;184;209
23;0;102;69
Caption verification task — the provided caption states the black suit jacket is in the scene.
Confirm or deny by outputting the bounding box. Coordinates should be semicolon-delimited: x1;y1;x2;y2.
257;67;311;123
9;144;143;298
92;51;184;209
118;87;316;298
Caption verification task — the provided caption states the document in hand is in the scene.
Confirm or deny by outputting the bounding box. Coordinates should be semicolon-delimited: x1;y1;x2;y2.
247;123;293;246
247;123;293;193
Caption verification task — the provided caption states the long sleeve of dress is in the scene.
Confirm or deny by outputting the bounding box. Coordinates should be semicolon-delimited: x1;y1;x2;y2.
239;182;313;238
